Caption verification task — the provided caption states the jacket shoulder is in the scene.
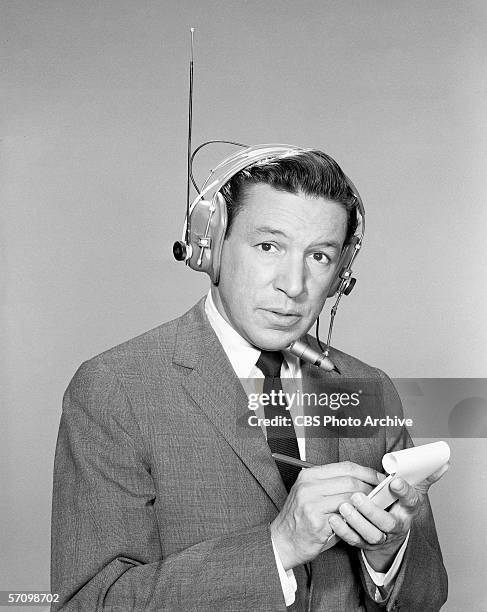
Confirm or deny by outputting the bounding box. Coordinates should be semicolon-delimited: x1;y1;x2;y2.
70;298;206;387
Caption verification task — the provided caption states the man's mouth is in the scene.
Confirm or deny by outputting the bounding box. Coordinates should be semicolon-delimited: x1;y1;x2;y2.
259;308;303;326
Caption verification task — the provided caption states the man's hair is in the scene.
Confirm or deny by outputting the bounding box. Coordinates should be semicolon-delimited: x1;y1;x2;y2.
220;150;359;244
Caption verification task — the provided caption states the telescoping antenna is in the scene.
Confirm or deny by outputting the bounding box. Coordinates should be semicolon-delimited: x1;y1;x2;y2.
185;28;195;252
173;28;248;264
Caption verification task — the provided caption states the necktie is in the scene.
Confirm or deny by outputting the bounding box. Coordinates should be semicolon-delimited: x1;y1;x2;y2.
256;350;301;492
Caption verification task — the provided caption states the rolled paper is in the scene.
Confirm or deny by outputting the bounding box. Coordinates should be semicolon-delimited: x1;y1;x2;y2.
382;441;450;485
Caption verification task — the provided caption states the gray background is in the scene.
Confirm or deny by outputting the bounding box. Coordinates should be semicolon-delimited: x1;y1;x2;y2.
2;1;486;610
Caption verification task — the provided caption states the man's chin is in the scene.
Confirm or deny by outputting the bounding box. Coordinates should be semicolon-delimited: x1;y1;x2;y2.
247;328;305;352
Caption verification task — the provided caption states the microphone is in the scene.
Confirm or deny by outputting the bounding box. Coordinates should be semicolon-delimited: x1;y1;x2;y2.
287;339;339;373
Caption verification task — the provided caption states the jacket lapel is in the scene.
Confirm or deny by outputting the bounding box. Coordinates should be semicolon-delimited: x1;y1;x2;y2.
172;298;288;511
301;361;340;467
302;353;385;469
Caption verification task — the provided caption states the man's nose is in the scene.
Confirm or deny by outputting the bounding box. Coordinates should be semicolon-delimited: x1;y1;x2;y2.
273;256;306;298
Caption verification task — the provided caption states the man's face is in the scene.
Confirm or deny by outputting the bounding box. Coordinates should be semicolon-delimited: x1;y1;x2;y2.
212;183;348;350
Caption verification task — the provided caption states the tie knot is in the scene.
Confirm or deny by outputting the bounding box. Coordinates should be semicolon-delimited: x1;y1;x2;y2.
256;350;284;378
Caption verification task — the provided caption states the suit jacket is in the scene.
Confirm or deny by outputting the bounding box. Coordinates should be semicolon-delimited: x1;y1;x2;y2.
51;297;447;611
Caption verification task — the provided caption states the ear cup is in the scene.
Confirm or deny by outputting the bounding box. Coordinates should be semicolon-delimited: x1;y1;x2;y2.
327;236;360;297
186;192;227;284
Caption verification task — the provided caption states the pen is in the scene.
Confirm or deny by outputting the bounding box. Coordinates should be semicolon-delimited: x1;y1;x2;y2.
271;453;316;469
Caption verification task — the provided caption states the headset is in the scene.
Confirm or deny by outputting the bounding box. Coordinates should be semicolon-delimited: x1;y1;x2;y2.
172;30;366;369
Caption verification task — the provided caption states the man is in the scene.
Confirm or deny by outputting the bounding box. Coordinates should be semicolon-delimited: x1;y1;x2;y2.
51;148;448;611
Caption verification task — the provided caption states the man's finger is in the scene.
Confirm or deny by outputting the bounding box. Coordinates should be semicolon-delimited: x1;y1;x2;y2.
328;514;370;549
338;501;389;545
314;489;373;513
347;493;398;533
389;477;420;510
305;461;384;486
310;476;374;497
422;462;450;487
398;462;450;496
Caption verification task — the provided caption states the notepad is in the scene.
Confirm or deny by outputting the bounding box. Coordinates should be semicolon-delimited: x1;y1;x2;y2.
323;441;450;550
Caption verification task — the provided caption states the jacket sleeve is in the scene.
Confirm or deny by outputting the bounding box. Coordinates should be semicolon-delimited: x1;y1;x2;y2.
358;369;448;611
51;359;287;612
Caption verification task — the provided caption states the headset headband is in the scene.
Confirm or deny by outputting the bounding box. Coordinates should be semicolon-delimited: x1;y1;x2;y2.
174;144;365;298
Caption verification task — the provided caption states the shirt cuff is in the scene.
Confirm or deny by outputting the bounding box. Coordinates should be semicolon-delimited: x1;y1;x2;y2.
361;530;410;602
271;536;297;606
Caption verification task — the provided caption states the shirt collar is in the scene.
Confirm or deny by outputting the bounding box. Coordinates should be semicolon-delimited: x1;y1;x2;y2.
204;289;301;378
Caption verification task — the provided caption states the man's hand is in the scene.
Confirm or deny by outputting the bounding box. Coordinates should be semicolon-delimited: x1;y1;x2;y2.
270;461;384;570
327;462;450;572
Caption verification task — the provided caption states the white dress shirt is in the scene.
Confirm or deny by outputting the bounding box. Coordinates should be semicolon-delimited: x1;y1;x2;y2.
204;290;408;606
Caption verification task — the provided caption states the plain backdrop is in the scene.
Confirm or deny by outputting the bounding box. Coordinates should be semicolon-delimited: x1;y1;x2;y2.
2;1;487;610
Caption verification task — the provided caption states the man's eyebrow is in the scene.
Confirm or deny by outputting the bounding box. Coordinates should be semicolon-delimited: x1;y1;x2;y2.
249;227;342;250
249;226;288;238
307;238;342;250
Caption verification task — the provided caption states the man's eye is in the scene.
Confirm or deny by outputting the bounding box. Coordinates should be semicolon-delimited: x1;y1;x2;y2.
258;242;277;253
311;252;330;264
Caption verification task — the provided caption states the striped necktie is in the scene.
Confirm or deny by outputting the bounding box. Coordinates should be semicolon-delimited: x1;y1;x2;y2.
256;350;301;492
